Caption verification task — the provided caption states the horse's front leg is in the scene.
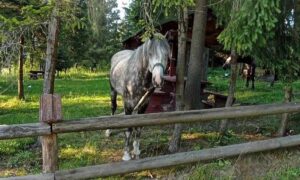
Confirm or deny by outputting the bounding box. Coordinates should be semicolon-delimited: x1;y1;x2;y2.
132;102;149;159
123;127;133;161
132;127;142;159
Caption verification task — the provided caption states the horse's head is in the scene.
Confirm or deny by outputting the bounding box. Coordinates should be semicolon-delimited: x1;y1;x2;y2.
146;34;170;88
222;56;232;70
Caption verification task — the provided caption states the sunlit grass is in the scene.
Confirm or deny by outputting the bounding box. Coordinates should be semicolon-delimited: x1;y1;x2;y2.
0;168;28;177
0;68;114;123
207;67;300;104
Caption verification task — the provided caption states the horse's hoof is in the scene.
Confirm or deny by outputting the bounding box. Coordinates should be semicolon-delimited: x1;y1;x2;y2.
122;152;131;161
105;129;111;137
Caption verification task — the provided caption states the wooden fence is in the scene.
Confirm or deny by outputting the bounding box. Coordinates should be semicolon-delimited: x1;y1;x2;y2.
1;94;300;180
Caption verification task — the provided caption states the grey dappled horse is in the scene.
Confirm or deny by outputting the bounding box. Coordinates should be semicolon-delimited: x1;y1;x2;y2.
108;33;170;161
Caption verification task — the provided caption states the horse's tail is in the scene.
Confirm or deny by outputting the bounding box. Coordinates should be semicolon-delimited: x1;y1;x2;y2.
109;80;117;116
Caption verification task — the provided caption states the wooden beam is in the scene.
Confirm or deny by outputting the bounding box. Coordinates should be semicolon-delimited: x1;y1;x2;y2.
54;134;300;179
53;102;300;133
0;173;54;180
0;123;51;140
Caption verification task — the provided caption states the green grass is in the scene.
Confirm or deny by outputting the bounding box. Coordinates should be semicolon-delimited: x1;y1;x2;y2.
1;67;300;179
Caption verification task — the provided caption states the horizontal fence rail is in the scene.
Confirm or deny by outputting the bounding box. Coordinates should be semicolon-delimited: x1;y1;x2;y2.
53;102;300;133
1;102;300;140
2;173;54;180
2;134;300;180
0;123;51;140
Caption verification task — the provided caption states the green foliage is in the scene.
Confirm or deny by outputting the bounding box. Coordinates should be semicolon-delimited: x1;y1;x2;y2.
254;0;300;84
21;5;53;26
0;0;122;73
0;0;52;69
153;0;194;12
85;0;122;65
216;0;281;54
119;0;143;39
211;0;300;87
120;0;179;41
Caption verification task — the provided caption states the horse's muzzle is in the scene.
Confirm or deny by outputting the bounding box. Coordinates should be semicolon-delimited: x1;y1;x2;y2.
152;76;164;88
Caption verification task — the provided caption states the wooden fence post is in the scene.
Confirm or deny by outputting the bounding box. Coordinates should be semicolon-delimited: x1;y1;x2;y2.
39;94;62;173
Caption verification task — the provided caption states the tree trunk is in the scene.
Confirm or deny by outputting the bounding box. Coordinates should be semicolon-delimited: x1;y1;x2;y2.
277;85;293;136
18;34;25;100
219;51;238;135
43;0;60;94
201;48;209;81
184;0;207;110
168;7;188;153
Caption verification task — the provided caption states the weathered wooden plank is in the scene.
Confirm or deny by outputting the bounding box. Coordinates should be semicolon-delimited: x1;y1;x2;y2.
54;134;300;179
53;102;300;133
0;123;51;140
39;94;62;123
0;173;54;180
41;134;58;173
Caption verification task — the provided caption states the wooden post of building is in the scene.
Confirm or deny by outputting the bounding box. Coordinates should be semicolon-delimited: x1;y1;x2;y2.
39;94;62;173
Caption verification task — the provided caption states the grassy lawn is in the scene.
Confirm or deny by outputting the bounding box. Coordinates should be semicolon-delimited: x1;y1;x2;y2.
1;67;300;179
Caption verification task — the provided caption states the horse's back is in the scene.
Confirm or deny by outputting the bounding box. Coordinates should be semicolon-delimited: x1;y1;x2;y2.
111;50;133;68
110;50;133;95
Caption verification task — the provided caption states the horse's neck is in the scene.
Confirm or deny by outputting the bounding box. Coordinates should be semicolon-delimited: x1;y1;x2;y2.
125;49;151;87
130;46;149;75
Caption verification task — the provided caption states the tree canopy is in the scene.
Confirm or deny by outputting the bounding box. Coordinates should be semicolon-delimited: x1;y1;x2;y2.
0;0;121;72
209;0;300;83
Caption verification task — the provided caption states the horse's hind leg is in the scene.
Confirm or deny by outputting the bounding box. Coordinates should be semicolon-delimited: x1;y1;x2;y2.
105;85;117;137
251;75;255;89
110;85;117;115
